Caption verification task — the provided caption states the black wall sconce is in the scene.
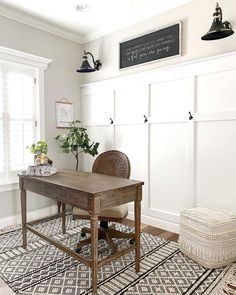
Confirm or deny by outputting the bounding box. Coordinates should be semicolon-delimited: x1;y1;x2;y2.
201;2;234;40
77;51;102;73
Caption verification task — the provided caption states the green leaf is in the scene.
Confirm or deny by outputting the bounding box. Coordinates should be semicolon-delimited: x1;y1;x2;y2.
55;119;100;164
26;141;48;155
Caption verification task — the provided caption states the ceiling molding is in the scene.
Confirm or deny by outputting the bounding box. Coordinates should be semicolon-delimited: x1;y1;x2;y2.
0;4;84;44
80;0;193;44
0;0;192;45
81;31;111;44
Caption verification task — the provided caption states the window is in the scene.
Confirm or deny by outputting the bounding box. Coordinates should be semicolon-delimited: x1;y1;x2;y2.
0;62;38;183
0;46;51;187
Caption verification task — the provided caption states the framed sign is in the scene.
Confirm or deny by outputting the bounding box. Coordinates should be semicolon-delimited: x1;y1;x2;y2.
56;98;73;128
119;22;181;69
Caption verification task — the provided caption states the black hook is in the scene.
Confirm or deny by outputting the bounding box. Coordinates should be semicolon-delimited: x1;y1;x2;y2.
109;118;114;124
144;115;148;123
188;111;193;120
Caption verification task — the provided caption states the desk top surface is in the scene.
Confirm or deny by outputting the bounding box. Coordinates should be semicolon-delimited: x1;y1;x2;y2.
19;169;144;195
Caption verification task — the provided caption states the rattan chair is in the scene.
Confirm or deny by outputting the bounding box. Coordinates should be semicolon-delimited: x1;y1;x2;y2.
73;150;135;253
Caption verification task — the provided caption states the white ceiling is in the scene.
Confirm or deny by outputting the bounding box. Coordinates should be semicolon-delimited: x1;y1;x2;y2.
0;0;191;44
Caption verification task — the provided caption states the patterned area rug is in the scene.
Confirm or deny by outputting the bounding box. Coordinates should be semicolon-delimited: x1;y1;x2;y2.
206;264;236;295
0;215;233;295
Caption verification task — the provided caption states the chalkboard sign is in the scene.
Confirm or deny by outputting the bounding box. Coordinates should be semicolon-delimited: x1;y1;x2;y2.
119;22;181;69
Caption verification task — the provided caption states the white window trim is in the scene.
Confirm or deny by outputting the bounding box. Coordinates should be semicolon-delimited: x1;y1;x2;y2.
0;46;52;190
0;46;52;69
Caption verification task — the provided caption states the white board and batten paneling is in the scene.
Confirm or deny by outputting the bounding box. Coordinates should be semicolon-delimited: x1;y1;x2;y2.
81;52;236;233
149;77;194;228
114;84;149;209
196;69;236;211
82;84;114;171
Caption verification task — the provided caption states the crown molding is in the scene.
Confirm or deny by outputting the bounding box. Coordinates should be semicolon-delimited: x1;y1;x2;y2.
0;4;84;44
0;3;125;45
0;0;192;45
80;31;106;44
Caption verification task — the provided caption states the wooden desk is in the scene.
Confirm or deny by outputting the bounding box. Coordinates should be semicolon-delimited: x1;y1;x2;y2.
19;170;143;295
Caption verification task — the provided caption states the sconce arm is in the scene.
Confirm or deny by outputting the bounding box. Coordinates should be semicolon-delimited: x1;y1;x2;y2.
84;51;95;64
214;3;223;22
84;51;102;71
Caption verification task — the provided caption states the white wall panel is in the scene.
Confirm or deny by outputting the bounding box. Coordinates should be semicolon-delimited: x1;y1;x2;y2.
197;70;236;113
82;86;114;126
196;121;236;209
115;84;148;123
115;124;149;208
150;123;191;214
150;77;194;122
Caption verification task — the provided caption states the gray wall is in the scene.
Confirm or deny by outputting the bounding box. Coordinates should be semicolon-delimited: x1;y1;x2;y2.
0;15;83;222
81;0;236;85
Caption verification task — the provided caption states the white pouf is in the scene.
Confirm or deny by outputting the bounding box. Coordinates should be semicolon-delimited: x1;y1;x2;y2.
179;207;236;269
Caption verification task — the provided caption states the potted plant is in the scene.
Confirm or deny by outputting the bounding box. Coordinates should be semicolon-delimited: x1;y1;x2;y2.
28;140;48;155
55;120;99;171
27;140;49;165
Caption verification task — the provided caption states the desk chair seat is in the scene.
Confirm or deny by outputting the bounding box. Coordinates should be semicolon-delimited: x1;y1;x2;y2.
73;204;128;220
73;150;135;253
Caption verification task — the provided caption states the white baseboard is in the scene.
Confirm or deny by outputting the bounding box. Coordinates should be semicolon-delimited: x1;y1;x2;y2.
0;206;180;234
128;211;179;234
0;205;58;229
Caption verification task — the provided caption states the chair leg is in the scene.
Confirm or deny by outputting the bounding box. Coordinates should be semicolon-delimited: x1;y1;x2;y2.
76;236;92;253
76;228;106;252
81;227;91;235
105;231;117;254
76;225;135;253
109;228;136;240
57;201;61;213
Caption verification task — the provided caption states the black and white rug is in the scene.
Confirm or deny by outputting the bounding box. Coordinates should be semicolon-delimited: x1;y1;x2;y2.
0;215;232;295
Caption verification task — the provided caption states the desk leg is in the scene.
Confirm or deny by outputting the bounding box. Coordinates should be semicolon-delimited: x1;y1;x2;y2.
135;186;142;273
57;201;61;213
90;214;98;295
62;203;66;234
21;188;27;249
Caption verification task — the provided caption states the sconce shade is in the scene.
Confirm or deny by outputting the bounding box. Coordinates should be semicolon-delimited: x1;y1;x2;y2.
77;55;96;73
201;3;234;40
77;51;102;73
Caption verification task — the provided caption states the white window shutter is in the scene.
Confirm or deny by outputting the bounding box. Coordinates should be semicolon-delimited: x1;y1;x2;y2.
0;46;51;184
7;66;35;172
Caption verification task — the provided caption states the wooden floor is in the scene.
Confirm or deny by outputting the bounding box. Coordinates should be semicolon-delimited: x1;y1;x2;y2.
123;219;179;243
0;278;15;295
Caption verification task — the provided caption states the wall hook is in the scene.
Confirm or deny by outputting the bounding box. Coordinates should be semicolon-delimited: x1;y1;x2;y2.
109;118;114;124
144;115;148;123
188;111;193;120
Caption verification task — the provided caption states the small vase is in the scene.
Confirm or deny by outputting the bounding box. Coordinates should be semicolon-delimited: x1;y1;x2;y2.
34;152;48;165
34;152;41;165
40;154;48;165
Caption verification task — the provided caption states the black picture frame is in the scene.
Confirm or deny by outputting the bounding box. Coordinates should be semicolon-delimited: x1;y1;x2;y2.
119;22;182;69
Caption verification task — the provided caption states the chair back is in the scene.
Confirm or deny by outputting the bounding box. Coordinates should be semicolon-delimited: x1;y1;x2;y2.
92;150;130;179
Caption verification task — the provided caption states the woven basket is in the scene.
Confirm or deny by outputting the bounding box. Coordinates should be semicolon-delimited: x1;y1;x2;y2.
179;207;236;268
